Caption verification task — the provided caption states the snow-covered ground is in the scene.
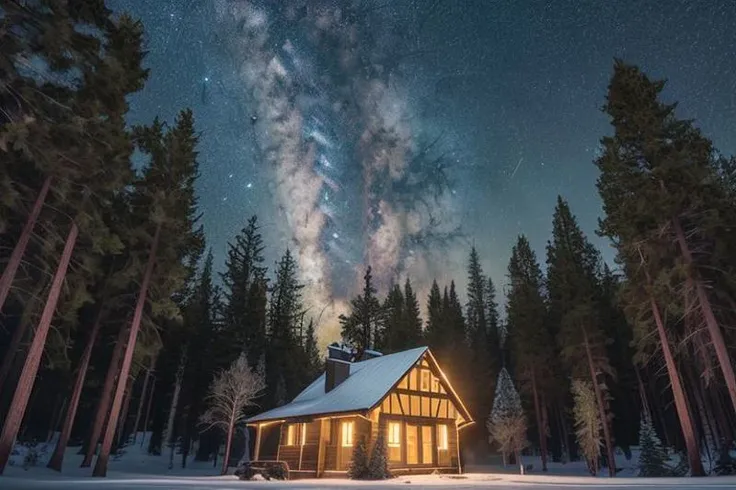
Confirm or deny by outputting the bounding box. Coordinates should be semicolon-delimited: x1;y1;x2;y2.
3;434;735;490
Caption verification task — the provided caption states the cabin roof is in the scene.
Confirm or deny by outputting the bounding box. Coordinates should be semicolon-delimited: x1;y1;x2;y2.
246;346;429;423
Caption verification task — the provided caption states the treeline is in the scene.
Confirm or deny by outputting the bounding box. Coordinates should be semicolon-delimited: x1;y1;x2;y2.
336;61;736;477
0;0;321;476
3;0;736;481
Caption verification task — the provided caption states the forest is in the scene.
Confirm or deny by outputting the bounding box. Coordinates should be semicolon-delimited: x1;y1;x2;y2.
2;0;736;481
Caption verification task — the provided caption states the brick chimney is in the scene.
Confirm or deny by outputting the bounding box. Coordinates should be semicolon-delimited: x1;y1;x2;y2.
325;344;352;392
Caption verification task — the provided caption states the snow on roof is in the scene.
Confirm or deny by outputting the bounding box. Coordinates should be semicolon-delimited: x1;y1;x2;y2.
246;346;428;423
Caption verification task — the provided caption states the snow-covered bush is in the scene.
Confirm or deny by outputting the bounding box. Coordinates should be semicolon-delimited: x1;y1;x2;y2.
486;368;527;471
571;379;601;476
637;416;671;477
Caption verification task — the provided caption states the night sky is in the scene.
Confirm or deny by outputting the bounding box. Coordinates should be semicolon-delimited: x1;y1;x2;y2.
108;0;736;341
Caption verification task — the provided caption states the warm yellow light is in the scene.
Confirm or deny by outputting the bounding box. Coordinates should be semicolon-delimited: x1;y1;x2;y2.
341;421;354;447
301;422;307;446
438;424;448;450
388;422;401;447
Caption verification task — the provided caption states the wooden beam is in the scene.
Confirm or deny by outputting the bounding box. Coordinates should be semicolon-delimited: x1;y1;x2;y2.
316;419;327;477
254;424;262;461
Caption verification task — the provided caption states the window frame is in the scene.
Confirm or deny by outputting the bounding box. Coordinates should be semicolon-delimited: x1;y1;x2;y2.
341;421;354;447
286;424;297;446
387;421;401;448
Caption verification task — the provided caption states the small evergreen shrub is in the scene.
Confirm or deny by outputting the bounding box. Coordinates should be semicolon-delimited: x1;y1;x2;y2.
368;430;391;479
347;436;369;480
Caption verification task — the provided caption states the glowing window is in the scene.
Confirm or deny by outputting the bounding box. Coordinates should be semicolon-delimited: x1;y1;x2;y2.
388;422;401;462
341;421;354;447
301;422;307;446
421;396;430;416
286;424;297;446
431;376;440;393
438;424;448;450
388;422;401;447
410;370;418;390
420;370;430;391
411;395;420;416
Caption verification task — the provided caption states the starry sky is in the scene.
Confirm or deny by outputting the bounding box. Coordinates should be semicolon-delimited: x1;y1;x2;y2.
108;0;736;340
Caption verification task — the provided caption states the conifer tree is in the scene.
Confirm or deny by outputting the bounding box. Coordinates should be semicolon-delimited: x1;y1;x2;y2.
221;216;268;367
303;319;322;379
547;197;615;476
368;430;391;479
466;247;499;452
507;235;553;471
381;284;404;353
266;249;304;405
339;266;383;353
638;415;671;477
572;379;602;476
595;60;707;476
402;279;423;348
425;280;444;349
347;435;369;479
0;4;148;474
487;368;527;471
93;109;205;477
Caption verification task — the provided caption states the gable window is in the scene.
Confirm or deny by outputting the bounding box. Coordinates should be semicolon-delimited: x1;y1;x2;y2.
420;370;430;391
438;424;448;450
341;421;354;447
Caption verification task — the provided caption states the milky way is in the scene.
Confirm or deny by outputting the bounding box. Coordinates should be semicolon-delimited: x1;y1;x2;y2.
110;0;736;344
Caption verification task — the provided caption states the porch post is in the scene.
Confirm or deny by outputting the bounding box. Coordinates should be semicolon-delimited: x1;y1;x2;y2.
254;424;262;461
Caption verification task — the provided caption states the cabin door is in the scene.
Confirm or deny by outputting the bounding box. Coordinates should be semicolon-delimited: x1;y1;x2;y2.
406;424;434;465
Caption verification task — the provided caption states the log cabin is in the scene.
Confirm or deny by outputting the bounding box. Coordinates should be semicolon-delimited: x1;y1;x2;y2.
245;345;473;479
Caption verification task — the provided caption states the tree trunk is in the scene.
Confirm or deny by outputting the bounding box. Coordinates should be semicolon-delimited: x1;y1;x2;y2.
649;295;705;476
116;376;135;449
541;393;550;465
81;322;128;467
47;395;68;443
165;350;186;470
0;176;51;312
556;399;571;463
530;370;548;471
48;307;104;471
93;223;161;477
0;222;77;474
131;355;156;445
634;367;651;422
582;327;616;477
222;417;234;475
0;281;46;393
141;378;156;448
672;216;736;416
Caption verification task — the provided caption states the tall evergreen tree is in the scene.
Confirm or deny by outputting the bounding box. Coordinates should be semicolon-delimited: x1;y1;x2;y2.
339;266;383;353
507;235;553;471
266;249;304;405
381;284;404;353
547;197;615;476
595;60;708;476
93;109;205;477
221;216;268;368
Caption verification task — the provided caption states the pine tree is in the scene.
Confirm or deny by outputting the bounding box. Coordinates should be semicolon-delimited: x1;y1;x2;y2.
507;235;553;471
402;279;423;348
303;319;322;380
595;60;707;476
638;415;671;477
571;379;602;476
221;216;268;368
93;109;205;477
368;430;391;479
339;266;383;353
425;280;444;349
266;249;304;405
487;368;527;471
547;197;615;476
347;435;370;479
381;284;404;353
0;4;148;474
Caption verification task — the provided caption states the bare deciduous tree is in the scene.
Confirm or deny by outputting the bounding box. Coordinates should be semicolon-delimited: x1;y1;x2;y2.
200;354;265;475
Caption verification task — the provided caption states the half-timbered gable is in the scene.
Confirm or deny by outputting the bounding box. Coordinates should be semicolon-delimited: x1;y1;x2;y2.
246;346;473;479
